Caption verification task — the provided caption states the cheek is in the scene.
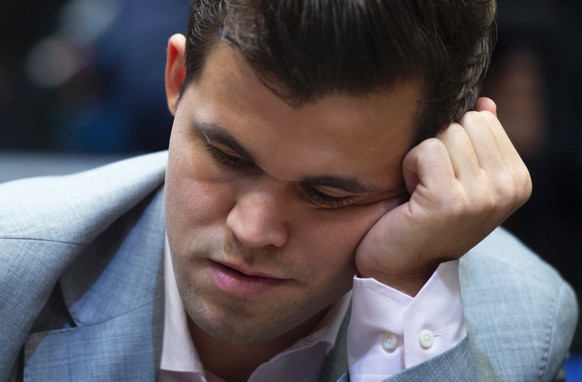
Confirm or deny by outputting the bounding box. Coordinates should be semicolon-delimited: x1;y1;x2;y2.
165;145;235;239
293;203;387;278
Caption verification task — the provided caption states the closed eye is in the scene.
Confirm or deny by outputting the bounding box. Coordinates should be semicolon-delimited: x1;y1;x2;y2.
301;184;353;209
206;143;254;169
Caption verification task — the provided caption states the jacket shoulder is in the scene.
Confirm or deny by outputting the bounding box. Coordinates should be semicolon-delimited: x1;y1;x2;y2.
461;228;578;381
0;151;168;245
0;152;168;380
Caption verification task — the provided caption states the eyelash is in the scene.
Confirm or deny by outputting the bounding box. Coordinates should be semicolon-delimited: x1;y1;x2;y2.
206;144;253;169
206;143;352;209
302;185;353;209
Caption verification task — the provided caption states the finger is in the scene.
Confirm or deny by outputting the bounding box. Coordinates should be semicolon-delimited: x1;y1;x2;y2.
468;111;527;175
461;111;532;203
472;98;525;170
402;138;456;196
459;111;506;172
436;122;481;180
476;97;497;116
479;112;533;196
479;111;524;164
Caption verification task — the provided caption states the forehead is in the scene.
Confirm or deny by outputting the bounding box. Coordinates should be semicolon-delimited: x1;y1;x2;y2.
179;42;421;189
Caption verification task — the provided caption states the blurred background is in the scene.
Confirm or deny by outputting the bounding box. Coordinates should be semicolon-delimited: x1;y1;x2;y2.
0;0;581;369
0;0;190;154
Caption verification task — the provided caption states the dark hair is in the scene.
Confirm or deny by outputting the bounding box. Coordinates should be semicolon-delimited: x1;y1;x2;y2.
183;0;496;141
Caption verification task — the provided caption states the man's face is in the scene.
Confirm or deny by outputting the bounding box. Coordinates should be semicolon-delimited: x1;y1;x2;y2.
165;39;420;344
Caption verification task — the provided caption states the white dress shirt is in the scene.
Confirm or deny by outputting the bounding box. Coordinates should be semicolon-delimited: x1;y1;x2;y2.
348;261;466;379
160;240;465;381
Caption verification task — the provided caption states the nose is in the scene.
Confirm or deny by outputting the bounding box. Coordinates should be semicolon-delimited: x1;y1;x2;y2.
226;177;289;248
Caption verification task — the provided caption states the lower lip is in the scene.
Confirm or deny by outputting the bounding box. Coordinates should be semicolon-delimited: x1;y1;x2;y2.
209;262;286;298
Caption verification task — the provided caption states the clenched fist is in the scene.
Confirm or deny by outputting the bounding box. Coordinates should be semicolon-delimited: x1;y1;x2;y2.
355;98;532;296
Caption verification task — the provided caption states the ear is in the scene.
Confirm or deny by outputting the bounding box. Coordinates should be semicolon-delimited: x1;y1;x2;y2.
165;34;187;116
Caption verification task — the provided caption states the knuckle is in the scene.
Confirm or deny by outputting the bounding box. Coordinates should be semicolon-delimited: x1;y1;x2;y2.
459;111;482;126
518;167;533;195
438;186;468;216
492;172;514;196
471;192;496;216
411;138;447;163
489;168;532;209
440;122;464;136
420;137;445;152
460;110;500;130
440;123;467;144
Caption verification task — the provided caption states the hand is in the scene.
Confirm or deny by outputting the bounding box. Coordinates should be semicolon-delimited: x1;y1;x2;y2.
355;98;532;296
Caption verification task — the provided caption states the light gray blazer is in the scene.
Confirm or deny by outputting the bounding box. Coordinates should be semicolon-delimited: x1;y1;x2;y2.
0;152;578;381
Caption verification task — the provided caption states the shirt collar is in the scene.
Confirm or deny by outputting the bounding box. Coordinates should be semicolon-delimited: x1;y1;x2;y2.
161;237;205;374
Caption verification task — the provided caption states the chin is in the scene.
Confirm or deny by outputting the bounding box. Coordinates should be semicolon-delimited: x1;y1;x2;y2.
193;312;291;345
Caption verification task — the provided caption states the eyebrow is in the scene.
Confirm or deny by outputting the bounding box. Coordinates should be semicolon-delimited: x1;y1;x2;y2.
193;120;380;195
194;121;256;162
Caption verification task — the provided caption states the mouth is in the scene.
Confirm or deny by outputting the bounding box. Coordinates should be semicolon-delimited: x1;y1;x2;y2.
208;260;289;298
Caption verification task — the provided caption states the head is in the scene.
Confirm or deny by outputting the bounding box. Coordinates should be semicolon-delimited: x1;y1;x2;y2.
164;0;496;346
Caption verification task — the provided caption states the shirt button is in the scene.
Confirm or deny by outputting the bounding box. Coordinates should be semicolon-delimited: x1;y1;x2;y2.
419;329;434;349
381;332;398;352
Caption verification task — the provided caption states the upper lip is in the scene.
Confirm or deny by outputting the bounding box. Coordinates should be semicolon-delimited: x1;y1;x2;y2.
212;260;286;280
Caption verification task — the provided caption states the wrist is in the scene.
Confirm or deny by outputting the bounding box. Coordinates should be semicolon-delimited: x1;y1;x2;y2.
360;265;438;297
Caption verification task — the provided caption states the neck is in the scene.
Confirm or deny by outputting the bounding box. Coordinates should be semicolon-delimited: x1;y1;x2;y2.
188;310;327;382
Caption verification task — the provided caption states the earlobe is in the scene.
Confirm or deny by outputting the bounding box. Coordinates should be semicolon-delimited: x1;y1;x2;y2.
165;34;187;116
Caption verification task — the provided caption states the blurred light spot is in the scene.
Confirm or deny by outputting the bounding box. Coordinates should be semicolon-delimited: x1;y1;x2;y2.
59;0;121;45
25;36;83;88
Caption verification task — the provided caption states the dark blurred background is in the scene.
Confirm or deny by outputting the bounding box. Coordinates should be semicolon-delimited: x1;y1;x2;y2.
0;0;190;153
0;0;581;361
480;0;582;357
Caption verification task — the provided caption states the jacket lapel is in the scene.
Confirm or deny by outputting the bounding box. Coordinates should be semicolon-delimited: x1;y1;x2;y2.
24;300;163;382
23;185;166;381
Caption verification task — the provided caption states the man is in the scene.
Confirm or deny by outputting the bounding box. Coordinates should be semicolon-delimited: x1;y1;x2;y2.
0;0;577;381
